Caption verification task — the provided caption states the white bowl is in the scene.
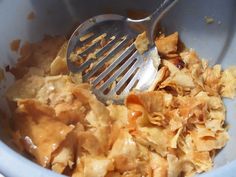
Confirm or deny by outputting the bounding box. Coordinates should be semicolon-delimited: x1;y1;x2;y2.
0;0;236;176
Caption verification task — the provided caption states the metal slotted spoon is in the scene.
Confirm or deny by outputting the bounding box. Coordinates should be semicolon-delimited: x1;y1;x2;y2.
67;0;177;104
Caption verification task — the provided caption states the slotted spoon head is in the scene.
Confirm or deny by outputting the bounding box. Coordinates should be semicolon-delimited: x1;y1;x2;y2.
67;14;160;104
66;0;177;104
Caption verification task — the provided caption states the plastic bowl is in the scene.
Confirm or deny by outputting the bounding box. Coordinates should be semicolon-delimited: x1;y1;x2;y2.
0;0;236;176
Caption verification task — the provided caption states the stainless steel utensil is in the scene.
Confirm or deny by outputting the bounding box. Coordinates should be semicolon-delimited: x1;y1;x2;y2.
67;0;177;104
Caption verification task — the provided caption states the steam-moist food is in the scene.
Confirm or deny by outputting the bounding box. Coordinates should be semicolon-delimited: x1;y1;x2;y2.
6;33;236;177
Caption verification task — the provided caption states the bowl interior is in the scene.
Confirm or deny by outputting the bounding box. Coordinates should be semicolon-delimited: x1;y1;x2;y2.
0;0;236;176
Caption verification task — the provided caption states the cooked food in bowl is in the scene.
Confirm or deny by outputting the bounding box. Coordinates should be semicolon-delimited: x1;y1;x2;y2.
5;31;236;177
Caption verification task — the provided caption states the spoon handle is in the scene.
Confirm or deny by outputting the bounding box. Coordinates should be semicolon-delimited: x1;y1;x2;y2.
149;0;178;40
